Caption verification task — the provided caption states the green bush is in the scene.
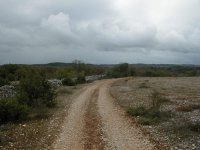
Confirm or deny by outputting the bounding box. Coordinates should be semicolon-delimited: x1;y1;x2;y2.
138;117;159;125
150;90;170;110
127;106;171;125
0;98;29;123
17;72;56;107
0;77;9;87
106;63;130;78
76;75;86;84
127;107;160;118
127;91;171;125
62;78;76;86
127;106;146;116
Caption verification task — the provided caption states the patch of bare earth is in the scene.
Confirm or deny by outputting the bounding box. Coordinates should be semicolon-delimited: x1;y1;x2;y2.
110;77;200;150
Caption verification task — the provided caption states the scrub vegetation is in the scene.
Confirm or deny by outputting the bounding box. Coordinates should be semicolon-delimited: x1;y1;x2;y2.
0;62;199;149
111;77;200;149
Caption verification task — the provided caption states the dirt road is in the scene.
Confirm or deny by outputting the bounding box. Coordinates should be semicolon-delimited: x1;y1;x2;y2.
53;79;155;150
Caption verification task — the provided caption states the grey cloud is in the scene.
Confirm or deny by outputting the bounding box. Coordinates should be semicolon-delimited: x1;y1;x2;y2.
0;0;200;64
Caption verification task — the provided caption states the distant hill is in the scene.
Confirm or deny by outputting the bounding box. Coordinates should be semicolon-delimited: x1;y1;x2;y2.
32;62;73;67
1;62;199;69
31;62;115;68
31;62;200;68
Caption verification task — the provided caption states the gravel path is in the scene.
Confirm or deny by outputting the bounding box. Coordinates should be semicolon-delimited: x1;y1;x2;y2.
53;85;97;150
53;79;155;150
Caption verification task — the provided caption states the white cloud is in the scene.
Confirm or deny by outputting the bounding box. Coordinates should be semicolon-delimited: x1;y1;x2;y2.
41;12;71;34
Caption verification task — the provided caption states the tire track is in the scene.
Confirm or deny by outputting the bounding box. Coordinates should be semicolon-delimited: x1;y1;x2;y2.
53;80;156;150
83;88;105;150
98;80;155;150
53;85;97;150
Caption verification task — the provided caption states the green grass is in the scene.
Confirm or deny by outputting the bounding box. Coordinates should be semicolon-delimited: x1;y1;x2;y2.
127;106;172;125
127;90;172;125
127;106;146;116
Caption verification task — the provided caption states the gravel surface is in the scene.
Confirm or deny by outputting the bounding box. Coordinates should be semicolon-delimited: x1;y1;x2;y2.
53;85;96;150
98;80;155;150
53;79;156;150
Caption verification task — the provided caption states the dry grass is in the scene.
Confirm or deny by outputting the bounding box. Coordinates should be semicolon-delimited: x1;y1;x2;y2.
176;104;200;112
176;105;193;112
111;77;200;150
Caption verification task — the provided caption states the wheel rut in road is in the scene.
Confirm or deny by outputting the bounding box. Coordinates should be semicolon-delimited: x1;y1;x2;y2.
83;88;105;150
53;85;97;150
53;80;156;150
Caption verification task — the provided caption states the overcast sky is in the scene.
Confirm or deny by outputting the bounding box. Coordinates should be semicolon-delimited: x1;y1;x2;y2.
0;0;200;64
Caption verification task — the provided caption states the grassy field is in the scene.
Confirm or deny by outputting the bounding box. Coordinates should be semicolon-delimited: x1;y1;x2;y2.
110;77;200;150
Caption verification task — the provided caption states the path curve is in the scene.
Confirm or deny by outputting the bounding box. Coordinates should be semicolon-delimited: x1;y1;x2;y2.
53;79;155;150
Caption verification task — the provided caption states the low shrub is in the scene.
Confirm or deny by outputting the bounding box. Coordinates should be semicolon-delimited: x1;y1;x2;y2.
57;87;72;95
62;78;76;86
45;94;57;108
127;90;171;125
127;107;166;118
176;105;193;112
17;72;56;108
127;106;146;116
0;98;29;124
189;123;200;132
176;104;200;112
190;104;200;110
127;106;171;125
138;117;160;125
76;75;86;84
138;82;150;88
0;77;9;87
150;90;170;110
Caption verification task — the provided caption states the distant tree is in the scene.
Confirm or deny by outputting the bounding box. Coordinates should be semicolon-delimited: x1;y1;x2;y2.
107;63;130;78
117;63;129;76
0;77;9;86
76;71;86;83
72;60;86;73
62;77;76;86
0;64;20;81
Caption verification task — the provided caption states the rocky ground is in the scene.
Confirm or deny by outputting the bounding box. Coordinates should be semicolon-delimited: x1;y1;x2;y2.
110;77;200;150
0;85;16;99
1;78;197;150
